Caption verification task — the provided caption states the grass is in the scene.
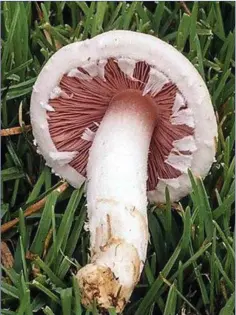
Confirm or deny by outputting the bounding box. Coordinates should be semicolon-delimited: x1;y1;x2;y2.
1;1;235;315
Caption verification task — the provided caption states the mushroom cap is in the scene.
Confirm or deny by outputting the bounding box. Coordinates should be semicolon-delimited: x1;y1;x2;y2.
30;30;217;203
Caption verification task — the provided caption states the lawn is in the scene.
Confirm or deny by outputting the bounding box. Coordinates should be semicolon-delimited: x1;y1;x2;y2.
1;1;235;315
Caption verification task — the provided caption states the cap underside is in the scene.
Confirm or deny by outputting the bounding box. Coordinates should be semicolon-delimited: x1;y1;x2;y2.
47;58;194;191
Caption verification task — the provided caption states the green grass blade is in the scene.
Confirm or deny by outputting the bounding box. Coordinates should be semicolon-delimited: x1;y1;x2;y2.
60;288;72;315
152;1;165;34
176;13;191;51
42;306;55;315
31;281;60;304
72;276;82;315
30;191;60;256
213;220;234;259
163;282;177;315
34;257;66;288
136;240;182;315
1;281;19;299
45;188;84;265
219;292;235;315
214;254;234;291
91;2;107;36
2;3;20;76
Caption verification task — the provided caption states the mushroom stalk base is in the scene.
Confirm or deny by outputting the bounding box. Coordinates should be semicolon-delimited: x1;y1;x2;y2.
76;90;157;313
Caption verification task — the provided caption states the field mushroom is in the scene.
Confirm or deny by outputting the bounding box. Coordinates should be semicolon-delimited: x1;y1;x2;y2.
30;30;217;312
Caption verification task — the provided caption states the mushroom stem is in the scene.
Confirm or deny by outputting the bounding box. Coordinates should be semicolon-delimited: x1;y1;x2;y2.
76;90;157;312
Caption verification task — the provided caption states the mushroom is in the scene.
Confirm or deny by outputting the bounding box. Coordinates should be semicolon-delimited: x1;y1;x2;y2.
30;30;217;312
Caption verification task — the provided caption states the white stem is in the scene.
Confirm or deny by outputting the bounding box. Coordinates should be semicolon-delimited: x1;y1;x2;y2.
76;90;156;312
